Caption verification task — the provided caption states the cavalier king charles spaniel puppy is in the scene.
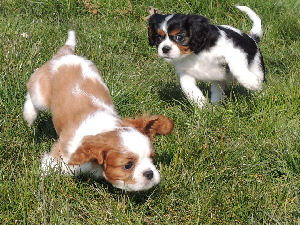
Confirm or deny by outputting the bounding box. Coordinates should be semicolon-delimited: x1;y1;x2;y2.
148;6;265;108
23;31;173;191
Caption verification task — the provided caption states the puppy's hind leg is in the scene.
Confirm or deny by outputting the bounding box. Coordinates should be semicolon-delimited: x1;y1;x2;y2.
23;66;51;126
227;56;263;91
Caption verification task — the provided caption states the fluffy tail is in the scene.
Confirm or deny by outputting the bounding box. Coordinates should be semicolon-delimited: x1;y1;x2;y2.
54;30;76;58
236;6;262;43
65;30;76;51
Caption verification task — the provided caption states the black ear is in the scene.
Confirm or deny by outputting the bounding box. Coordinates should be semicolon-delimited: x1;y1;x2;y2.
186;15;219;53
148;14;166;46
148;21;157;46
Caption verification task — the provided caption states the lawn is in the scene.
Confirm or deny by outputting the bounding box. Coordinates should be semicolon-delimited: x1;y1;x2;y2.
0;0;299;224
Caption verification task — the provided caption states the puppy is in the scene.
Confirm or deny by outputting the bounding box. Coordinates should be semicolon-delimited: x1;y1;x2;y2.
23;31;173;191
148;6;265;108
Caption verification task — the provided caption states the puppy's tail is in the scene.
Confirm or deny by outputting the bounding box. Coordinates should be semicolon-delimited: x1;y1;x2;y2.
65;30;76;52
54;30;76;58
236;5;262;43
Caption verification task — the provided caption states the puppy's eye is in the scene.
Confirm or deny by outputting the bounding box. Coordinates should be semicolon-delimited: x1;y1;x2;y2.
175;34;185;42
124;161;134;170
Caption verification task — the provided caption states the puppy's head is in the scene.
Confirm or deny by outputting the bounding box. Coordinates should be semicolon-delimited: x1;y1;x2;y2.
148;13;219;60
69;115;173;191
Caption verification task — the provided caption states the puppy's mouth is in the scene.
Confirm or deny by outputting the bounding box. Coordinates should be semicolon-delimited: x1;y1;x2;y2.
162;57;173;63
160;55;173;61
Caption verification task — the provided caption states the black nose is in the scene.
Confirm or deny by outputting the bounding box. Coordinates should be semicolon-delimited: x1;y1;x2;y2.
143;170;154;180
162;46;171;54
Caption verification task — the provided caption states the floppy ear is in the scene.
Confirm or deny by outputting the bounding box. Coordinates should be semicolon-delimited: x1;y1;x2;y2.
123;115;173;138
186;15;219;53
148;19;157;46
148;14;166;46
68;131;117;165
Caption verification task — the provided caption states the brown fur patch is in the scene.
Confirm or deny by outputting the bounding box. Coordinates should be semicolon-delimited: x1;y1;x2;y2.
176;43;192;55
157;29;166;37
167;28;192;55
49;64;114;135
69;131;137;185
104;151;137;184
53;45;74;59
68;131;121;165
28;55;116;158
26;63;52;108
122;115;173;139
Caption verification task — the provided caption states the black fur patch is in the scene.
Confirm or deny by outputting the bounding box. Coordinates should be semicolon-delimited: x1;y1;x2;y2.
217;26;259;64
251;34;260;43
148;14;169;46
259;52;266;81
167;14;220;53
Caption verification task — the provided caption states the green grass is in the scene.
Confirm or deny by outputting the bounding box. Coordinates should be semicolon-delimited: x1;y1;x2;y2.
0;0;299;223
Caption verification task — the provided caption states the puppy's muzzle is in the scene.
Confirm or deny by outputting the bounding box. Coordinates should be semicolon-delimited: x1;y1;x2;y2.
143;170;154;180
162;46;171;54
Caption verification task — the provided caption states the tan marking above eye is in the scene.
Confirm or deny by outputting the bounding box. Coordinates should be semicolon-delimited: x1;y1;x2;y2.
176;44;192;55
169;28;181;36
157;29;166;37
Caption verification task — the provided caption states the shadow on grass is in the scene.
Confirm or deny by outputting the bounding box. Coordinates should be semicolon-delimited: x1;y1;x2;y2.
157;82;186;104
73;174;163;204
158;81;255;106
158;82;253;111
225;84;253;102
156;151;174;167
34;113;58;142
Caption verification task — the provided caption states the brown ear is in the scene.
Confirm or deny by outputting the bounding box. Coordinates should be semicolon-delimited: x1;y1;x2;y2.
123;115;173;138
68;131;118;165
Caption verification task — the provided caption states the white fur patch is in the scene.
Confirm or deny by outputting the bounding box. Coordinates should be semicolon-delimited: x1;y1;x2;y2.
236;5;262;38
72;83;85;96
41;153;103;179
41;153;68;176
23;93;38;126
179;74;207;108
158;37;183;60
31;81;48;111
65;30;76;50
117;128;160;191
90;95;115;114
113;157;161;191
120;128;151;158
66;111;120;161
71;83;115;114
161;14;174;32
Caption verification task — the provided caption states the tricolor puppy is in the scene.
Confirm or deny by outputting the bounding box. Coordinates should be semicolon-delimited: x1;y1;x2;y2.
148;6;265;108
23;31;173;191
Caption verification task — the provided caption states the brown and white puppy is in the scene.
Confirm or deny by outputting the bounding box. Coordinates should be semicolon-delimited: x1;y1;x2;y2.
23;31;173;191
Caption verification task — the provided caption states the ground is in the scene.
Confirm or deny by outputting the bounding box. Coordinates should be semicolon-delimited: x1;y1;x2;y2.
0;0;299;223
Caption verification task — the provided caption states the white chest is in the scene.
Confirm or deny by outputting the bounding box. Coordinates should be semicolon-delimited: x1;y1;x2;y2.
174;52;231;82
